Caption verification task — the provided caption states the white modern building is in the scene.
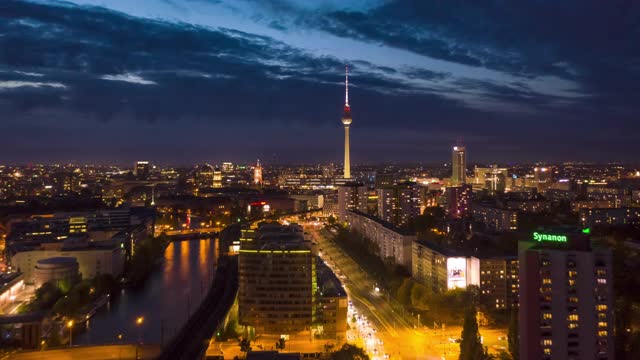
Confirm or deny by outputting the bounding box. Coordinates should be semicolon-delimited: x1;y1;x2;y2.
344;210;414;268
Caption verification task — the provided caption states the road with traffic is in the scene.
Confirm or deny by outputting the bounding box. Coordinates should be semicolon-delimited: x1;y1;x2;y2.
304;223;507;359
5;344;160;360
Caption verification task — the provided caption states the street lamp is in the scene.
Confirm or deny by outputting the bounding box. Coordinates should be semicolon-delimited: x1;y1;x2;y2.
117;334;123;360
67;320;74;347
135;316;144;359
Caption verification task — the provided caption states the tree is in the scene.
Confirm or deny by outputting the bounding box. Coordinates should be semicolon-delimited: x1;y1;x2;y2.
327;215;336;225
396;278;414;307
331;344;369;360
239;338;252;353
275;337;286;351
459;307;486;360
410;282;430;311
508;308;519;360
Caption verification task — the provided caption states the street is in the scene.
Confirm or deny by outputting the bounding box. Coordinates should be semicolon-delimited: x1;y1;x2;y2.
305;223;507;359
5;345;161;360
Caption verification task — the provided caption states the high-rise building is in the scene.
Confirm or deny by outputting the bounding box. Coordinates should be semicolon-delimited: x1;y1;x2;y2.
346;210;414;268
253;159;263;186
337;182;367;220
534;167;553;192
135;161;150;180
221;162;234;173
239;223;316;335
195;164;214;189
479;256;519;310
451;145;467;185
446;184;472;219
377;182;421;226
341;66;352;179
213;166;222;188
519;228;614;360
238;222;347;339
53;171;81;195
472;203;518;231
374;172;396;189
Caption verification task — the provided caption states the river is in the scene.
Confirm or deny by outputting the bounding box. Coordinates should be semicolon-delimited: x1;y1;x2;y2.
75;238;219;346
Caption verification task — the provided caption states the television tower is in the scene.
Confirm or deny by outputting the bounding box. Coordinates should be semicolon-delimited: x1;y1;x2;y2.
341;65;352;179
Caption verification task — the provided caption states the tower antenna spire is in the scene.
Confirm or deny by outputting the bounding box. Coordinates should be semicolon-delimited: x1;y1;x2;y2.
345;65;349;107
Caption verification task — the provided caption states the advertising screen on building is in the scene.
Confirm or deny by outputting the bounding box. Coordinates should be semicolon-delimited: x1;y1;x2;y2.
447;257;467;289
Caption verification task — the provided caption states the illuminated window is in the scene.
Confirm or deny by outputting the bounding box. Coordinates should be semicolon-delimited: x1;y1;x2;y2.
568;323;578;329
596;305;607;311
542;278;552;284
597;278;607;285
598;330;608;337
567;314;579;321
568;279;576;286
568;297;579;303
542;339;552;346
543;348;551;355
543;313;552;320
598;322;608;328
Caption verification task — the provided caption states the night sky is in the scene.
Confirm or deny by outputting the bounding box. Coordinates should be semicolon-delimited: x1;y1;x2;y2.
1;0;639;164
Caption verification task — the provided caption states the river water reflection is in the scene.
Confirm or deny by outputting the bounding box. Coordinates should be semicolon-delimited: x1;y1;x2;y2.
76;238;219;345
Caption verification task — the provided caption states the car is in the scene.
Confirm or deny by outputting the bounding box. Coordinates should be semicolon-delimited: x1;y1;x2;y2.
448;337;462;343
384;354;390;359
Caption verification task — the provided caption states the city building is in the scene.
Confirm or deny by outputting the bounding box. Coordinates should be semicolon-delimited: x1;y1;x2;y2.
135;161;150;180
374;172;396;189
53;171;81;196
315;260;348;339
221;162;234;172
519;228;614;360
376;182;421;226
213;166;222;188
473;203;518;231
238;223;316;336
11;237;126;284
585;185;626;207
6;207;154;244
571;200;618;213
411;241;448;293
534;167;553;192
479;256;519;310
0;273;24;309
195;164;214;189
473;165;508;193
446;184;472;219
337;182;367;220
580;207;640;227
254;159;263;186
33;257;80;288
344;210;414;268
341;65;352;179
451;144;467;185
411;240;480;293
238;223;346;339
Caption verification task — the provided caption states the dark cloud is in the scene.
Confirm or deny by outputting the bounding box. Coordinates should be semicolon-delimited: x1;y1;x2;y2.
0;0;638;163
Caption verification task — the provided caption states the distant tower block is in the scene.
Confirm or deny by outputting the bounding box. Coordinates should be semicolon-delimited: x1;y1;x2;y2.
452;144;466;185
342;65;352;179
254;159;263;186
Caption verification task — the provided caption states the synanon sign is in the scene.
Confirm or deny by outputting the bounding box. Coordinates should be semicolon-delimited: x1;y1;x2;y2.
533;232;568;243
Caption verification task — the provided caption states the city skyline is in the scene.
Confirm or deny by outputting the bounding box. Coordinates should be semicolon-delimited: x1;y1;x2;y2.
1;1;639;163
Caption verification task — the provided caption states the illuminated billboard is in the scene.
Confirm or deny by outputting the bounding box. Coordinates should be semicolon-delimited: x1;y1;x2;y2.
447;257;480;290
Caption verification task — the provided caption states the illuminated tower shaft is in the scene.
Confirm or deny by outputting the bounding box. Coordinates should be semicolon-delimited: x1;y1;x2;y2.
344;124;350;178
342;65;352;179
